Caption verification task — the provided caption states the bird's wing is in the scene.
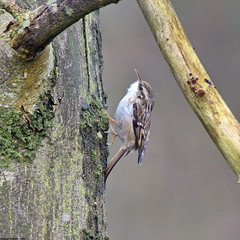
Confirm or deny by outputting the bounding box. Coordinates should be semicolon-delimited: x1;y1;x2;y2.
132;101;152;165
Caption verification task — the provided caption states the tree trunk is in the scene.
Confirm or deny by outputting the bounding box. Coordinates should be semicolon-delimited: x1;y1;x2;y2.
0;7;108;240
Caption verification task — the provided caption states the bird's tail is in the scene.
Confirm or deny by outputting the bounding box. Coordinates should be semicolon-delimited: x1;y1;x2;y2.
104;147;127;183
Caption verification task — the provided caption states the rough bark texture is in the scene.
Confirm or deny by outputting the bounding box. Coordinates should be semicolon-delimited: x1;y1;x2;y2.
137;0;240;181
0;7;108;240
2;0;120;59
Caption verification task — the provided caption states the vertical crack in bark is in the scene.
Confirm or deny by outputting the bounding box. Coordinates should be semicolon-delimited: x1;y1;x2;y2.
82;18;90;93
94;16;101;100
96;26;103;100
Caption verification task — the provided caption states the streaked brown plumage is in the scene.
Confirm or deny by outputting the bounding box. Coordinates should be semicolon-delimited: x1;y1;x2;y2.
105;69;154;182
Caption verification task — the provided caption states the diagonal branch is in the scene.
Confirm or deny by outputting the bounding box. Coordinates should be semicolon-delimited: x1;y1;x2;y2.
5;0;120;59
137;0;240;181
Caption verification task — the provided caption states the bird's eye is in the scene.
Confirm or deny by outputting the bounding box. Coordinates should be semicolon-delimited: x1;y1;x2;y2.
139;85;143;91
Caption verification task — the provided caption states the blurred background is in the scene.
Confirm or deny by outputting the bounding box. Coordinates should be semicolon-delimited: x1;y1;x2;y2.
100;1;240;239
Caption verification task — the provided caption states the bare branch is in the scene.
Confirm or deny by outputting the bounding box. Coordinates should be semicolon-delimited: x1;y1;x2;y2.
8;0;120;59
137;0;240;181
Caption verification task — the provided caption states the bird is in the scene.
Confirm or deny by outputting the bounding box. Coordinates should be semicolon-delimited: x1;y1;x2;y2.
104;69;154;182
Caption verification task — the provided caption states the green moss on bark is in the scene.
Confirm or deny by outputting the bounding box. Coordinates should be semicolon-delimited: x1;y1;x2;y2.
82;228;105;240
80;95;108;140
79;95;108;237
0;92;54;167
80;95;109;175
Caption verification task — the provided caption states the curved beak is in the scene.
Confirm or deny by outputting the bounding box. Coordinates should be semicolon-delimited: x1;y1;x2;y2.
134;68;142;83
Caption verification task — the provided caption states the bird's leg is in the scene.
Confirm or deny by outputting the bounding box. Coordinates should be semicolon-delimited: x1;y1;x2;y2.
107;126;118;146
104;111;121;145
105;111;122;128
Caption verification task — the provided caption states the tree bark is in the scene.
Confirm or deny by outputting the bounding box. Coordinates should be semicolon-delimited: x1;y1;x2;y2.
0;6;108;240
1;0;120;59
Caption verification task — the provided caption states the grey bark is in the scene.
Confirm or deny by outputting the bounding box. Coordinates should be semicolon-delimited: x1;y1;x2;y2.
0;6;108;240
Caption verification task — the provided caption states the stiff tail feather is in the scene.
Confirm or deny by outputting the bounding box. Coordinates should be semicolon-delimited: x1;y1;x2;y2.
104;148;127;183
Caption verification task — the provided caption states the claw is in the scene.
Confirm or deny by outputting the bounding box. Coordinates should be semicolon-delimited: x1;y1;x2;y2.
104;110;120;146
107;134;118;146
104;110;122;128
106;125;119;146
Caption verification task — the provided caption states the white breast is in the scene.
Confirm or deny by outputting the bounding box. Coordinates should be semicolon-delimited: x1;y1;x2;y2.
113;81;138;147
